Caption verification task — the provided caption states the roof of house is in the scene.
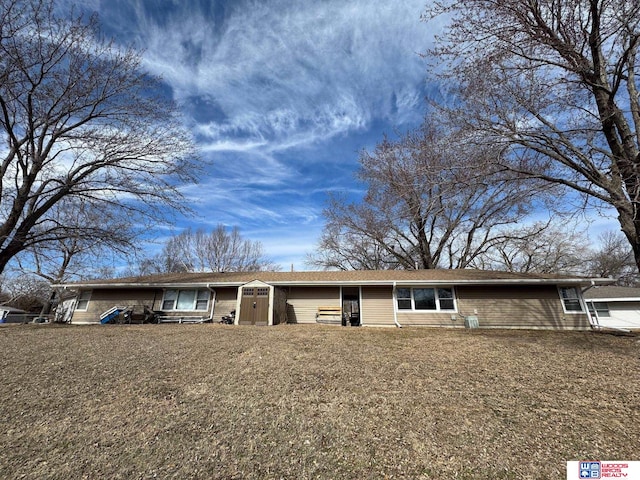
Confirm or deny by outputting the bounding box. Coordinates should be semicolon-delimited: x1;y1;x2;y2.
0;305;26;313
583;285;640;301
55;269;611;289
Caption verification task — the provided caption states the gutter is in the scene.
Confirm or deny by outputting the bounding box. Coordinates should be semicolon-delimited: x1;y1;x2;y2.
392;282;402;328
55;277;614;290
581;279;597;295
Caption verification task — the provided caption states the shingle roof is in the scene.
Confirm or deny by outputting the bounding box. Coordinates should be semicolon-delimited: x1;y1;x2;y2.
56;269;607;289
583;285;640;300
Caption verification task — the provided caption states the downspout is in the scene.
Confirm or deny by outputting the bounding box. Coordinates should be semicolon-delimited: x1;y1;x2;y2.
60;286;79;323
206;285;216;322
581;280;599;330
392;282;402;328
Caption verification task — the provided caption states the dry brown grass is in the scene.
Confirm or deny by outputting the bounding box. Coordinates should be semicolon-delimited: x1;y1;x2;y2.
0;324;638;479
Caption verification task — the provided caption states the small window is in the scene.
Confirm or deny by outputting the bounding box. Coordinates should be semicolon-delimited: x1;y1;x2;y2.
162;289;177;310
76;290;91;311
162;289;209;311
559;287;583;312
196;290;209;310
587;301;610;318
396;288;412;310
438;288;455;310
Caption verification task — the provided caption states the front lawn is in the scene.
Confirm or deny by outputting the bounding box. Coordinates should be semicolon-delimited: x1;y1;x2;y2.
0;324;637;479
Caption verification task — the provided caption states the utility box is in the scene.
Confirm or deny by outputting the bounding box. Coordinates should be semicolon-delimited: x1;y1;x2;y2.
464;315;479;329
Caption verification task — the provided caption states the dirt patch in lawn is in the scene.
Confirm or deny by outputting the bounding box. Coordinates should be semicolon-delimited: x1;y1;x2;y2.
0;324;638;479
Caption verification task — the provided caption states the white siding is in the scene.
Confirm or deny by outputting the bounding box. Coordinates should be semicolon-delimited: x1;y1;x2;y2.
590;301;640;329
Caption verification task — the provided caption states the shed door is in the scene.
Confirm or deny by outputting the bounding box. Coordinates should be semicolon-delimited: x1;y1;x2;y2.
239;287;269;325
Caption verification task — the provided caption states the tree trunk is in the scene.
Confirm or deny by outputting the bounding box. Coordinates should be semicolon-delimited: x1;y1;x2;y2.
616;206;640;276
0;241;24;275
39;290;57;318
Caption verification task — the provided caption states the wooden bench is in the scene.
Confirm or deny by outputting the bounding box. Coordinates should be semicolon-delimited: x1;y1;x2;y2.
316;306;342;324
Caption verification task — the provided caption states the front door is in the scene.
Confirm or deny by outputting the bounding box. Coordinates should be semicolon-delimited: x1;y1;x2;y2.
238;286;270;325
342;287;360;326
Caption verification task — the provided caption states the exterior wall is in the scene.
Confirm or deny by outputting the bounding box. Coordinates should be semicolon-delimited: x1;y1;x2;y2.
71;288;159;324
212;287;238;323
456;285;589;329
360;286;395;326
396;310;459;327
73;288;220;324
286;287;340;324
363;284;589;329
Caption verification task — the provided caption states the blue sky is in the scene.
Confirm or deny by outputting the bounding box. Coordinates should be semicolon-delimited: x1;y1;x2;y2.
66;0;442;270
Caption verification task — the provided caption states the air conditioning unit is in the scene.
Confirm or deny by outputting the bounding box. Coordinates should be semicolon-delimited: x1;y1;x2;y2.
464;315;479;329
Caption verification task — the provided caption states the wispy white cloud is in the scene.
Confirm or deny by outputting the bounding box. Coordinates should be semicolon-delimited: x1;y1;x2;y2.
80;0;441;268
49;1;623;271
102;0;433;154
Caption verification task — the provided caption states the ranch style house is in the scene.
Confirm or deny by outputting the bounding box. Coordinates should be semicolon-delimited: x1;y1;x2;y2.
55;269;611;329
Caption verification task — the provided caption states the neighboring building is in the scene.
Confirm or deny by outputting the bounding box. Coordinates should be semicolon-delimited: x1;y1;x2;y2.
0;306;28;323
583;286;640;330
55;270;610;329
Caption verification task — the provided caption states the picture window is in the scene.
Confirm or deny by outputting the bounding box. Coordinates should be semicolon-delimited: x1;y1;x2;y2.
162;289;210;311
396;287;456;311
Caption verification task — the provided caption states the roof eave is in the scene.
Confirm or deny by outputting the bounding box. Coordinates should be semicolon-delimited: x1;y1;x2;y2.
266;278;612;287
56;282;238;289
55;277;612;290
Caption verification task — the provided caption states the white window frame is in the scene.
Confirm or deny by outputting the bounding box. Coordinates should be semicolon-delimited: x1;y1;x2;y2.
75;290;91;311
395;286;457;312
161;289;210;312
558;286;585;314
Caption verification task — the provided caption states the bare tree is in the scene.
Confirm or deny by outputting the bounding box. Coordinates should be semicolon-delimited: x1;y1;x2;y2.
306;223;402;270
136;225;279;274
425;0;640;273
0;273;49;312
0;0;198;275
586;230;637;285
471;220;590;274
11;197;135;283
309;123;546;270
